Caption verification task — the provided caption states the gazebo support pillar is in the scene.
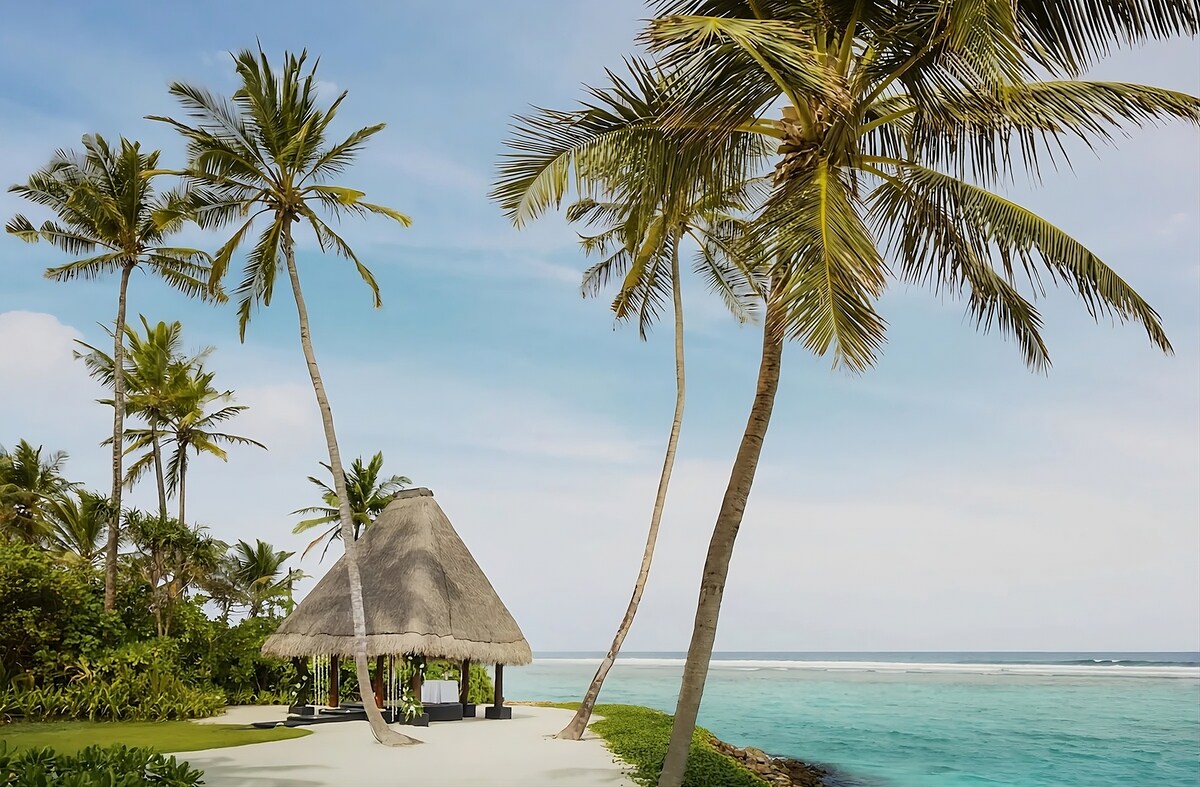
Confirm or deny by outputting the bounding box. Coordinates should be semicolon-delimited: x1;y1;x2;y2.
372;656;385;717
328;655;340;708
484;663;511;719
460;658;475;717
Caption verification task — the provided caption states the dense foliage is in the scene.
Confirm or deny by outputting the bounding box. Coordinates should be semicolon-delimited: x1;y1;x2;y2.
0;539;296;722
0;742;203;786
547;703;765;787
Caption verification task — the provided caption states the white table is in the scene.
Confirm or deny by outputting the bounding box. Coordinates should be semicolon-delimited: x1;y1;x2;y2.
421;679;459;704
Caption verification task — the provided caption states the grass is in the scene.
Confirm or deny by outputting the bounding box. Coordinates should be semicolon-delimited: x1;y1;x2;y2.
541;702;767;787
0;720;309;755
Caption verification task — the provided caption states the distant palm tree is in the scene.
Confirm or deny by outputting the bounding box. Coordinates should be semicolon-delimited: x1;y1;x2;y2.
46;490;113;566
293;452;411;560
0;440;78;543
227;539;298;617
7;135;220;610
154;48;415;744
122;367;265;527
75;316;210;520
497;58;768;740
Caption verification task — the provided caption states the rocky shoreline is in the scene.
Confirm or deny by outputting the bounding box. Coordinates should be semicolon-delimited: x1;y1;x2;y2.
709;736;831;787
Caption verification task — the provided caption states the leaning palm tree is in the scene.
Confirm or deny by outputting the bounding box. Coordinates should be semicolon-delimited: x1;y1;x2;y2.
152;48;414;744
292;451;411;560
628;2;1198;783
75;317;210;520
498;1;1197;782
496;59;768;740
0;440;78;543
7;135;220;610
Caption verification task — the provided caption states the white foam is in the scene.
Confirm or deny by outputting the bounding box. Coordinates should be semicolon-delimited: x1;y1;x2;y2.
534;657;1200;679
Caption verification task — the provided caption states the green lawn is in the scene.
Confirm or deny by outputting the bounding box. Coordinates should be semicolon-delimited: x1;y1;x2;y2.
540;702;766;787
0;720;309;754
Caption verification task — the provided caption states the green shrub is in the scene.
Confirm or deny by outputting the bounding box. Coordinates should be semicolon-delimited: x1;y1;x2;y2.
0;741;203;786
1;642;225;722
184;617;295;705
545;703;766;787
0;542;121;679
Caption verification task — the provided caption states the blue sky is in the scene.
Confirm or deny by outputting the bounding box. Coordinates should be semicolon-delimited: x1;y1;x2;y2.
1;2;1197;652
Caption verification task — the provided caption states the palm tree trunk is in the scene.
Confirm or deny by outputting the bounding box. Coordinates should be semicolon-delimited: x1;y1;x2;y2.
151;422;168;520
104;262;134;611
657;296;786;787
281;225;418;746
177;448;187;526
556;232;688;741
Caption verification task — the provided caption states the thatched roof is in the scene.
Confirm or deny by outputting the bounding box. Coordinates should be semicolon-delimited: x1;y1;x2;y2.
262;488;532;665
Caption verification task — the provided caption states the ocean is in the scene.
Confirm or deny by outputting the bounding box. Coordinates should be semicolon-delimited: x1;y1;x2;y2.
505;652;1200;786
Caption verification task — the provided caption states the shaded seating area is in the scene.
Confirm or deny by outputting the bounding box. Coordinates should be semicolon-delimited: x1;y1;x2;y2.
257;488;531;728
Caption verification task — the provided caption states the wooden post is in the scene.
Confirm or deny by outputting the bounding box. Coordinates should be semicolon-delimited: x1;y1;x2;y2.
485;662;511;719
373;655;385;711
328;655;340;708
459;659;471;704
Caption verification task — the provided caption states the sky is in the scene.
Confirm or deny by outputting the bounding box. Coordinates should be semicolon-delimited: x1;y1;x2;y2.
1;2;1197;653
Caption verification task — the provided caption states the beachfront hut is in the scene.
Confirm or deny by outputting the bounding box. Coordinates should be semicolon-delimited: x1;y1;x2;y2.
262;488;532;722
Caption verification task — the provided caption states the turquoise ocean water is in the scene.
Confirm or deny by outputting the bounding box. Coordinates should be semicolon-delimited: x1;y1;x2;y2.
505;652;1200;786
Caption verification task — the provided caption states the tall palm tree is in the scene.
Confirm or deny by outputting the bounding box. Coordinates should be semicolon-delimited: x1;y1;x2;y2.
75;317;210;520
153;48;415;744
630;3;1198;783
6;135;220;610
496;59;768;740
46;490;113;566
0;440;78;543
499;2;1197;781
292;451;411;560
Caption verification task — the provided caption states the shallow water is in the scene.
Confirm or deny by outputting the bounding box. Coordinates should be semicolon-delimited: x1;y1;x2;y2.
505;652;1200;787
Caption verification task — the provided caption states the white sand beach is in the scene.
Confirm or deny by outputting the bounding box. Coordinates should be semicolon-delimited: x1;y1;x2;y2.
184;705;635;786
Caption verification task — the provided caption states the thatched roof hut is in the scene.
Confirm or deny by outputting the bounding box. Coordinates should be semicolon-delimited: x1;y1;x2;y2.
262;488;532;665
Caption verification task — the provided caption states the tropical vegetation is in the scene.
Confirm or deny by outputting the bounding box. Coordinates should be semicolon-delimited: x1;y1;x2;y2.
0;741;206;787
6;137;222;611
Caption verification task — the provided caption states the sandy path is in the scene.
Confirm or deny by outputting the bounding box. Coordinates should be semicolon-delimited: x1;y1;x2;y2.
180;705;635;786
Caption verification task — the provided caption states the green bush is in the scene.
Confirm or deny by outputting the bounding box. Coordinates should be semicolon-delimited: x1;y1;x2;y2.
2;642;225;722
0;741;203;786
0;542;121;679
184;617;295;705
546;703;766;787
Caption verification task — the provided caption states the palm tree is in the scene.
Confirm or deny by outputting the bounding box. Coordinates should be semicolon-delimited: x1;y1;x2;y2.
628;3;1198;782
292;451;411;560
152;368;265;527
46;490;113;566
75;317;210;520
0;440;78;543
226;539;298;617
499;2;1197;781
153;48;415;744
6;135;220;610
496;59;768;740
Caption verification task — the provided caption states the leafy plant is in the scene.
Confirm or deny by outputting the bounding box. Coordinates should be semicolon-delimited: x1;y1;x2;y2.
542;703;764;787
0;741;204;786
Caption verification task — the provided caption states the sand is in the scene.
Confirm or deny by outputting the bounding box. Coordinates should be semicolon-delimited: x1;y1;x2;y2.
181;705;636;786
